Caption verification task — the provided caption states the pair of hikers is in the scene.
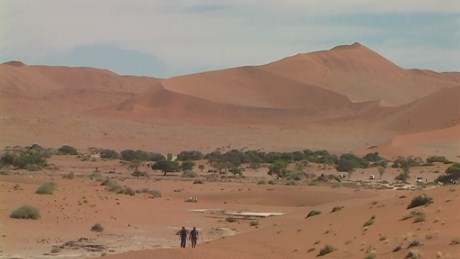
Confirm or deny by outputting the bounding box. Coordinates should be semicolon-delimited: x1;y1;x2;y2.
179;226;199;248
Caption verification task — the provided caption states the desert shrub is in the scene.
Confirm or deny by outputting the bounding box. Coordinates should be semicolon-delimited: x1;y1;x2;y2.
180;160;196;171
450;238;460;245
250;220;259;226
405;249;421;259
317;244;335;256
407;194;433;209
177;151;203;161
63;172;75;179
36;182;56;195
132;170;148;178
284;170;303;181
336;153;369;172
182;170;198;178
2;146;49;170
436;163;460;184
193;179;203;184
57;145;78;155
305;210;321;218
395;167;411;182
121;149;165;162
225;217;237;223
10;205;40;219
407;240;421;248
331;206;344;213
363;215;376;227
91;223;104;232
267;160;289;179
392;156;422;168
50;246;61;253
99;149;119;159
426;156;452;164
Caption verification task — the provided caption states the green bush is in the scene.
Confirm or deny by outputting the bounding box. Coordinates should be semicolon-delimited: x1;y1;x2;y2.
395;168;410;182
1;146;49;170
91;223;104;232
57;145;78;155
99;149;119;159
436;163;460;184
132;170;148;178
10;205;40;219
392;156;422;168
407;194;433;209
177;151;203;161
36;182;56;195
426;156;452;164
180;160;196;171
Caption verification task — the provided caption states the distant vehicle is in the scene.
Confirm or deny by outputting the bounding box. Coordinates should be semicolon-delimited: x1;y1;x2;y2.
416;177;423;183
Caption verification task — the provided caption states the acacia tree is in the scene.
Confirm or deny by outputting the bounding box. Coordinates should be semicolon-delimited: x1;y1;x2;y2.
151;159;180;176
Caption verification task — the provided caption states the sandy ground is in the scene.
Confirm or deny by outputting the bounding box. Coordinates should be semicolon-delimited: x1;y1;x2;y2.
1;155;459;259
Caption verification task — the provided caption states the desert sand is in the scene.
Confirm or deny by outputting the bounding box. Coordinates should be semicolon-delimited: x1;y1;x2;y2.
1;43;460;258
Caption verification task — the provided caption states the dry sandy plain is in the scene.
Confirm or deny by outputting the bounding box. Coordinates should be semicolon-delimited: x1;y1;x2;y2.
1;43;460;258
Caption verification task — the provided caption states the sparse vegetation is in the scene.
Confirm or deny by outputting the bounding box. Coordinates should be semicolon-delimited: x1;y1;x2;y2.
407;194;433;209
10;205;40;219
36;182;56;195
91;223;104;232
63;172;75;179
363;215;376;227
57;145;78;155
99;149;120;159
306;210;321;218
0;145;50;170
395;167;411;182
132;170;148;178
331;206;344;213
436;163;460;184
225;217;237;223
317;244;335;256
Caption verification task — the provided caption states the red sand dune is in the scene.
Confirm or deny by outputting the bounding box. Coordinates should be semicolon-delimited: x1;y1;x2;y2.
0;43;459;158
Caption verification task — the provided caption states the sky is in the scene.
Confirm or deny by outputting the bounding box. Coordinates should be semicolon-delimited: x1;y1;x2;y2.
1;0;459;78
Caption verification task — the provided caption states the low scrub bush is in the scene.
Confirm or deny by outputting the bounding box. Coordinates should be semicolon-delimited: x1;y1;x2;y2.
436;163;460;184
317;244;335;256
10;205;40;219
57;145;78;155
36;182;56;195
407;194;433;209
132;170;148;178
91;223;104;232
99;149;119;159
305;210;321;218
331;206;344;213
363;215;376;227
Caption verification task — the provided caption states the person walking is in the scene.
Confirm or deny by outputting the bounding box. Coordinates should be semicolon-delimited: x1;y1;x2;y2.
179;226;187;248
189;227;199;248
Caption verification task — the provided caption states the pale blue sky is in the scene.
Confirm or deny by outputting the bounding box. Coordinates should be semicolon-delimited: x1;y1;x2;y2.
1;0;459;78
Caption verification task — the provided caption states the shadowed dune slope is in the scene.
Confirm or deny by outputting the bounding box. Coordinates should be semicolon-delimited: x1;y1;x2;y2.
258;43;460;106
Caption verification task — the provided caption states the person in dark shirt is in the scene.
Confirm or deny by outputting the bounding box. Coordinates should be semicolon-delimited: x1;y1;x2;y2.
189;227;199;248
179;226;187;248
